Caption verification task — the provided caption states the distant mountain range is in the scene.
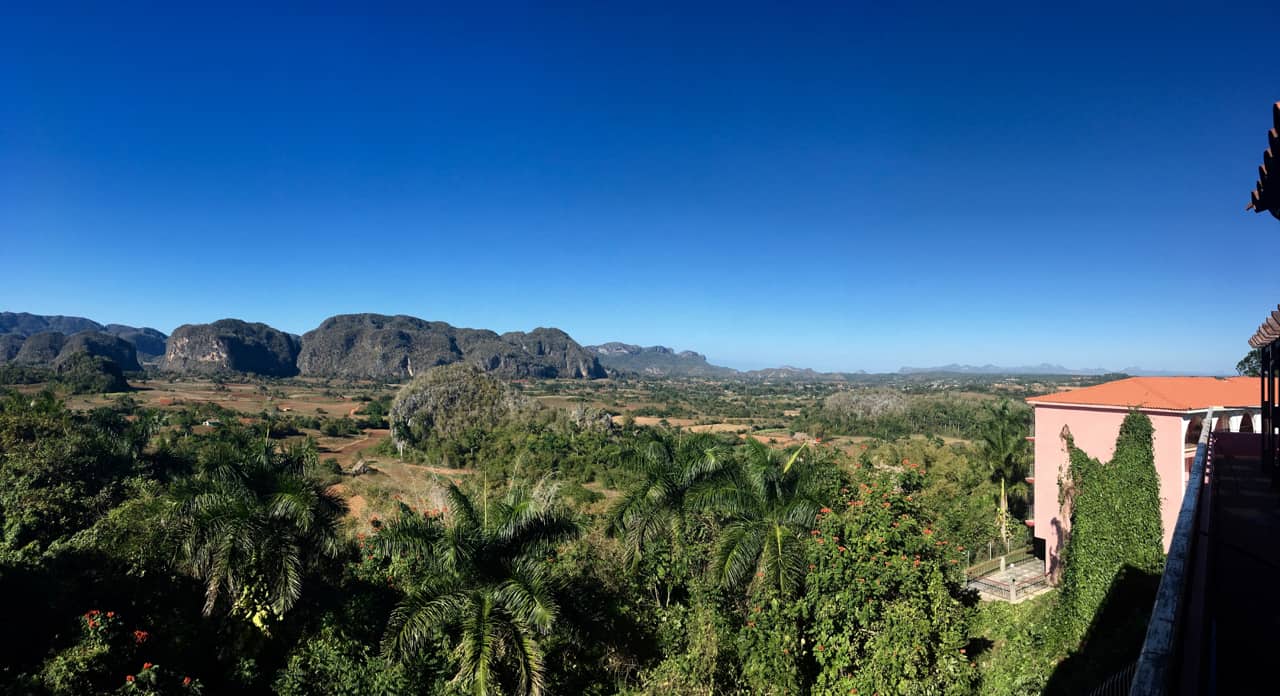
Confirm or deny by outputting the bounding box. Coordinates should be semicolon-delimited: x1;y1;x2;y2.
2;311;606;381
897;363;1187;377
585;344;864;381
0;311;167;368
1;310;1193;381
586;343;738;378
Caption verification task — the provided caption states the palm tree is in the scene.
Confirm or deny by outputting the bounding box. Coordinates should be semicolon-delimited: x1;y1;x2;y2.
165;438;345;629
377;479;579;696
606;432;726;604
977;400;1031;549
694;439;820;597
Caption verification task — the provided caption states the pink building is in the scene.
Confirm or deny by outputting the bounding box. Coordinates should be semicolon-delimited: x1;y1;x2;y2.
1026;376;1258;578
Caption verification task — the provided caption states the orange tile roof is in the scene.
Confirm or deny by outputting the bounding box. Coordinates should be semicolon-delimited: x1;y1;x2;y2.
1026;376;1258;411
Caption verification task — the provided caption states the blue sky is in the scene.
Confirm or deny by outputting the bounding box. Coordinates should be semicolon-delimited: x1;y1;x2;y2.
2;2;1277;373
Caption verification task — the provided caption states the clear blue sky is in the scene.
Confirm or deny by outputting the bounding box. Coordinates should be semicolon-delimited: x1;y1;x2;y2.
2;2;1277;373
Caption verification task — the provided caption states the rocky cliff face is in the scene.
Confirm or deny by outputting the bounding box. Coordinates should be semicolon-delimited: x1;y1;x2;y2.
103;325;168;361
14;331;67;364
468;328;606;379
1;334;27;363
585;342;736;378
164;319;300;377
57;331;142;372
0;312;167;362
299;314;605;381
297;314;464;379
1;328;142;372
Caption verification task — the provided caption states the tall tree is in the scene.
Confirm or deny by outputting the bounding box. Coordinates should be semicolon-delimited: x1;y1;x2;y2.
977;400;1031;548
378;479;579;696
606;432;726;604
694;439;821;597
1237;348;1262;376
165;438;346;630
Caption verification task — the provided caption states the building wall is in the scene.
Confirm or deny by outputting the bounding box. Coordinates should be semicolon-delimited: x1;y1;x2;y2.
1031;404;1187;577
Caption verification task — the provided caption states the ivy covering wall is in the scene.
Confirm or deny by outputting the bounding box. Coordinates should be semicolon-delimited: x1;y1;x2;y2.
1054;411;1165;642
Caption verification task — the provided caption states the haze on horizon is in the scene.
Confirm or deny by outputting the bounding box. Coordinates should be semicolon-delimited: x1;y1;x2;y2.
3;3;1277;375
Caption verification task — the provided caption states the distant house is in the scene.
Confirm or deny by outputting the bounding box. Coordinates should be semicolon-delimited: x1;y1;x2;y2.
1026;377;1257;578
201;418;222;427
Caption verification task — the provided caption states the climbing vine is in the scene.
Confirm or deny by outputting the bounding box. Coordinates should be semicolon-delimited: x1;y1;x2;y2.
1054;411;1164;641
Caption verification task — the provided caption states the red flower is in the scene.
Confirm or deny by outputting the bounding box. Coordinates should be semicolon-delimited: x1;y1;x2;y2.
820;507;832;514
133;630;149;644
923;528;933;535
106;611;115;618
142;662;153;670
126;675;135;683
183;676;192;687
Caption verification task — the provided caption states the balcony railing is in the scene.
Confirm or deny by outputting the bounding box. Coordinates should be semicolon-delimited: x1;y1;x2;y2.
1129;411;1215;695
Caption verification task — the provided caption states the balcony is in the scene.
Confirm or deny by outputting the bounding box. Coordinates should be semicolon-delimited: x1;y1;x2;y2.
1128;429;1280;694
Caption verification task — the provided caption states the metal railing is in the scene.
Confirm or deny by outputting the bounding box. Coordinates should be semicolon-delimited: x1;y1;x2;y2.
1129;411;1215;695
967;568;1050;602
1091;661;1137;696
968;546;1034;576
963;543;1035;579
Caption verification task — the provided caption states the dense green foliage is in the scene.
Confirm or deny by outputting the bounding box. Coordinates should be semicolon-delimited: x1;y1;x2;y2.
1055;412;1164;640
0;374;1152;695
1236;348;1261;376
794;391;1030;441
390;364;528;454
971;411;1166;695
0;353;131;394
801;472;977;695
373;481;580;695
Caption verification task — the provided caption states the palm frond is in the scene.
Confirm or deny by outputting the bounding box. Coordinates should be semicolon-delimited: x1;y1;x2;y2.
382;588;470;662
712;520;766;589
507;616;547;696
453;590;497;696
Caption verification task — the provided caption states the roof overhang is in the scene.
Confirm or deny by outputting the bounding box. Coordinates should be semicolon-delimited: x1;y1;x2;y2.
1029;401;1254;416
1248;305;1280;348
1246;102;1279;221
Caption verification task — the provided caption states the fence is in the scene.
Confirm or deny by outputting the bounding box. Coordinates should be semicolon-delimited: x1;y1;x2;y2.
964;543;1035;581
967;569;1051;603
1088;661;1137;696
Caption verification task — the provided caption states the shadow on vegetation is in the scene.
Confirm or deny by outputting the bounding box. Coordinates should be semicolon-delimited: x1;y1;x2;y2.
1043;564;1160;696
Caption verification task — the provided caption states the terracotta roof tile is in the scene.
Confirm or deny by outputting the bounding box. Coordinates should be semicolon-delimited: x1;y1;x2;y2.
1026;376;1257;411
